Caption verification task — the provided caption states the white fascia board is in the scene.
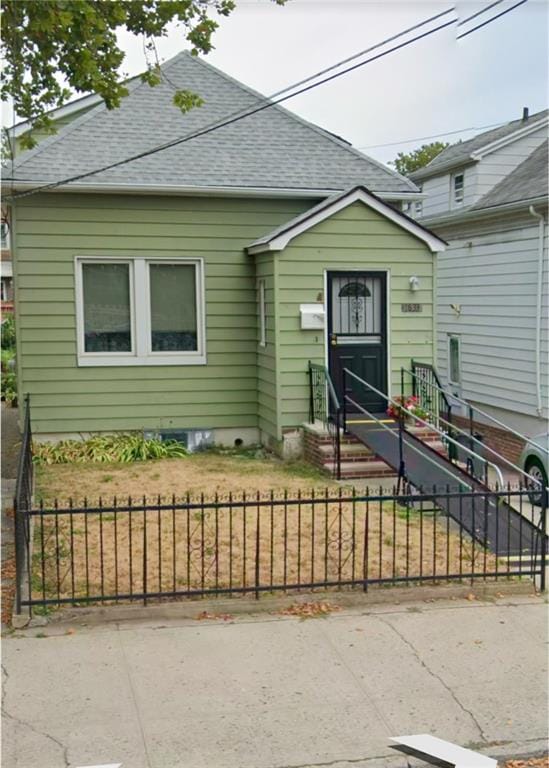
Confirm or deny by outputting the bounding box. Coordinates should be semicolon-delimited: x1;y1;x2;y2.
10;93;103;138
471;116;549;160
249;188;446;254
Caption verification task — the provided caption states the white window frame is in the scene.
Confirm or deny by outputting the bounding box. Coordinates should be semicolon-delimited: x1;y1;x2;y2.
258;279;266;347
448;334;461;385
452;172;464;206
75;256;206;366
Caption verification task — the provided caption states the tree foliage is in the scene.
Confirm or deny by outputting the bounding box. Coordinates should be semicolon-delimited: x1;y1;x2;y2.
1;0;284;148
390;141;449;176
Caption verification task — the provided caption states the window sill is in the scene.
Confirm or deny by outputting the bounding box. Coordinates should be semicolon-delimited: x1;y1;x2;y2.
77;354;207;367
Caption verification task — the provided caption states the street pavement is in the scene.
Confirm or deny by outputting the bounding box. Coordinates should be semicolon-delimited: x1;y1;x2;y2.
1;594;547;768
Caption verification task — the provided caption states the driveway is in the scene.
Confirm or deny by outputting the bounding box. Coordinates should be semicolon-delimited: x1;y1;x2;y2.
2;594;547;768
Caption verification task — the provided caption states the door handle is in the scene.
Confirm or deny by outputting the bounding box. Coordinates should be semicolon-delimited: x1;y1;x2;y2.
330;334;337;347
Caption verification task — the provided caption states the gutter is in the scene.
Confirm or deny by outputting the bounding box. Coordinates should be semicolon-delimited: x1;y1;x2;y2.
529;205;546;417
3;181;426;201
419;196;548;228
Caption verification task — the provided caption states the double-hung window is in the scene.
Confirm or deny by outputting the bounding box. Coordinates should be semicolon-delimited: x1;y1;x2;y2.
76;257;206;366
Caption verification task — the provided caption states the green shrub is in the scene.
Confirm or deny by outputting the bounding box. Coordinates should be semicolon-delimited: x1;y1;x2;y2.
1;369;17;405
33;433;188;465
1;315;16;350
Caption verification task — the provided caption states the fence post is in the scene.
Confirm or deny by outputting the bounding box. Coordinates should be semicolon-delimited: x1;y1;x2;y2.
540;487;547;593
342;368;347;432
308;361;314;423
336;408;341;480
255;497;261;599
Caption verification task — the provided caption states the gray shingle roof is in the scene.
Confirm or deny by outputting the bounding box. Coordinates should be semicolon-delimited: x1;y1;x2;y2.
8;52;416;195
411;108;549;181
472;139;548;210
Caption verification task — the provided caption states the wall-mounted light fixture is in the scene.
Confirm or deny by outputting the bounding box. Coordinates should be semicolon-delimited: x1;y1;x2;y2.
409;275;420;292
450;303;462;317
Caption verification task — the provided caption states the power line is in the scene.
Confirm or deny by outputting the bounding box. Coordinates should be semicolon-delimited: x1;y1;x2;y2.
457;0;505;27
457;0;529;39
356;121;506;150
7;9;457;200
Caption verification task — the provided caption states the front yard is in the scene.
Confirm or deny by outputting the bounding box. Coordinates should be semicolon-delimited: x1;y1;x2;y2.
30;449;496;606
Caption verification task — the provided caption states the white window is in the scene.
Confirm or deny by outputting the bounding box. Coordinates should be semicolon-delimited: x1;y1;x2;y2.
258;279;266;347
402;201;412;214
452;173;464;205
414;200;423;217
448;335;461;384
75;257;206;366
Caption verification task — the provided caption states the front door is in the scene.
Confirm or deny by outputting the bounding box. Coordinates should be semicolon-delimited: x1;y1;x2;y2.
327;271;387;415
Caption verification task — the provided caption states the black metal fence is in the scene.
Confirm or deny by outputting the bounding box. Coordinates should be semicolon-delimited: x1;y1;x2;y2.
14;394;33;614
17;484;546;613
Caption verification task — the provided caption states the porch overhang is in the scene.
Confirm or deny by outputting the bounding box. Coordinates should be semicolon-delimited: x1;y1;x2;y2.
246;185;447;255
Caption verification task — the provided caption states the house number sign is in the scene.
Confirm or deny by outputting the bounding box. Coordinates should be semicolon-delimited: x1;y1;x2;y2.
401;303;422;313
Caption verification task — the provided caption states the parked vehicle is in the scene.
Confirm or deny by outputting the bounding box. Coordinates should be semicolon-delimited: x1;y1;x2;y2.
519;433;549;505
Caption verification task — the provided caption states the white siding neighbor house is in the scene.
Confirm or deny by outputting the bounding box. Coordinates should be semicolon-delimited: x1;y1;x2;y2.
409;109;549;461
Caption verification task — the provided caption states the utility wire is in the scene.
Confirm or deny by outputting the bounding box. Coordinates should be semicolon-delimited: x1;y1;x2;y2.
356;120;506;149
457;0;529;39
7;9;457;199
457;0;505;27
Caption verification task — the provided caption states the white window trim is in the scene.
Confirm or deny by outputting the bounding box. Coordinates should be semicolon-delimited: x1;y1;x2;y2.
258;279;266;347
448;334;461;385
75;255;206;366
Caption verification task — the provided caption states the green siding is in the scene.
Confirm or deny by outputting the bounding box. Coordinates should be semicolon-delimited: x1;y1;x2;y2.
274;201;435;433
14;193;315;435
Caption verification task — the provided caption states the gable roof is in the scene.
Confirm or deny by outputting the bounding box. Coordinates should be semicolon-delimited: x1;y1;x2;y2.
247;186;446;254
7;51;417;197
410;108;549;182
472;139;548;210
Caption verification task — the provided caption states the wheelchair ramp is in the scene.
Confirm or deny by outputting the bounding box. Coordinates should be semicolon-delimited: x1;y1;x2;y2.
347;416;542;558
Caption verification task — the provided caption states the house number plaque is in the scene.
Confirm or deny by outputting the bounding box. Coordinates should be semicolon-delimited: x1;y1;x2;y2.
401;303;422;313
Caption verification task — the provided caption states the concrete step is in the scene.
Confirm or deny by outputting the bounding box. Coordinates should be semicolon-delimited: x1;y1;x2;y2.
317;442;375;459
324;460;398;479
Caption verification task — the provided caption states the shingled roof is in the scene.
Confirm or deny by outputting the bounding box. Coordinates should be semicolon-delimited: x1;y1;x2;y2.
411;108;549;182
472;139;548;210
7;51;416;196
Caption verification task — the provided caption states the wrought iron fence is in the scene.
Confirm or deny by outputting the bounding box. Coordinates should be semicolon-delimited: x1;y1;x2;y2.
14;394;34;614
17;483;546;613
308;361;342;478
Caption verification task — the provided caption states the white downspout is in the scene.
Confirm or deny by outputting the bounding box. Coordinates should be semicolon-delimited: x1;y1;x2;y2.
529;205;545;416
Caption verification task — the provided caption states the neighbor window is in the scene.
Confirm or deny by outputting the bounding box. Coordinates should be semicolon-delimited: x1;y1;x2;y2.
453;173;464;205
258;279;266;347
448;335;461;384
0;222;9;250
76;257;205;366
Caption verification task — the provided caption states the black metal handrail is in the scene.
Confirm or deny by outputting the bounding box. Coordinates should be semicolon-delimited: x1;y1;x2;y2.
410;359;454;439
308;362;342;479
14;393;33;615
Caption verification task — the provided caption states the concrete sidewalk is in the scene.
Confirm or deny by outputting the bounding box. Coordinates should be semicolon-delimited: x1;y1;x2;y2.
2;594;547;768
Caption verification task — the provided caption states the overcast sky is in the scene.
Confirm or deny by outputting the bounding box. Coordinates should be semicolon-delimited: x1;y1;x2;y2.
112;0;549;165
3;0;548;168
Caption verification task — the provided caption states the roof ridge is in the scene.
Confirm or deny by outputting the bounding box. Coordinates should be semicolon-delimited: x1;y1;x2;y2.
188;53;417;192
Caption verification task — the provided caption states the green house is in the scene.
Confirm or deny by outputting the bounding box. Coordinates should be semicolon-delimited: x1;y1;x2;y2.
6;52;445;456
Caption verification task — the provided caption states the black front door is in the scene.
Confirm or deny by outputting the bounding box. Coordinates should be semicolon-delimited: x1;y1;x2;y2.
328;271;387;415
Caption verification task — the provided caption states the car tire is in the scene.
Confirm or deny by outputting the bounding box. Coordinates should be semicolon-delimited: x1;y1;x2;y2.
525;458;548;506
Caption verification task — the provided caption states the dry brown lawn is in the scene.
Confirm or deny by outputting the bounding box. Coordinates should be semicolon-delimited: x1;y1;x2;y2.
35;450;340;505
